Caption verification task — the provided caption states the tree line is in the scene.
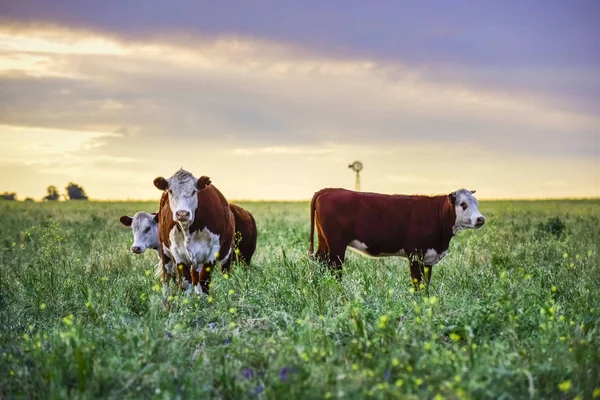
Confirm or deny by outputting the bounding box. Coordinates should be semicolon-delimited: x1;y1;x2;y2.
0;183;88;202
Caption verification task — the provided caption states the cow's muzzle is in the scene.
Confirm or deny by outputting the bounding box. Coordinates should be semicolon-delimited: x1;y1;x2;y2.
131;246;143;254
475;216;485;228
176;210;191;222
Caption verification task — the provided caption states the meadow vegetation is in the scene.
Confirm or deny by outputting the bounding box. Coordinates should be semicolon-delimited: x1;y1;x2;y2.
0;199;599;399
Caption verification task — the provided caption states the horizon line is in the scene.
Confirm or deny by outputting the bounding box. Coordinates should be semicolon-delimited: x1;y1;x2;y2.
7;196;600;203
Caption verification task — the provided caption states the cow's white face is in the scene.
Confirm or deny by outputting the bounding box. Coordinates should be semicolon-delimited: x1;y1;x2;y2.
450;189;485;233
119;212;159;254
154;169;211;229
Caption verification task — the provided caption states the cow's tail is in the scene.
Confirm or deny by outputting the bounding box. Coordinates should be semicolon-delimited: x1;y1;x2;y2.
309;191;318;255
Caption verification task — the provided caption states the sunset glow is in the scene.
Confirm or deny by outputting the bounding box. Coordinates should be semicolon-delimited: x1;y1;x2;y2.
0;2;598;200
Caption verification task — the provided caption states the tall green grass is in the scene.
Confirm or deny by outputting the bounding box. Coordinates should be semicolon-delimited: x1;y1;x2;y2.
0;200;599;399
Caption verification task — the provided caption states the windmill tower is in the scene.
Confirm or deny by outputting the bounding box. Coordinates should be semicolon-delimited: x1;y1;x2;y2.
348;161;363;191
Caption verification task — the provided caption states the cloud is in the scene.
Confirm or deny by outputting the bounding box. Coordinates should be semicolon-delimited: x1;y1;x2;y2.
0;24;598;200
1;25;598;154
232;145;342;156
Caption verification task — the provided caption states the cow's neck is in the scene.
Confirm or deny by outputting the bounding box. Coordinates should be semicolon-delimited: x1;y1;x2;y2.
438;197;456;251
175;216;207;236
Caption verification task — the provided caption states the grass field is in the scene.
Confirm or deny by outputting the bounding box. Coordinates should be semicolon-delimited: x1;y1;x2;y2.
0;199;599;399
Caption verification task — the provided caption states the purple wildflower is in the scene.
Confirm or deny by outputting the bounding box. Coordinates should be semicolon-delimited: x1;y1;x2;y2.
241;368;254;380
166;331;172;339
252;384;264;395
224;337;231;345
279;367;297;382
208;322;216;330
384;369;391;381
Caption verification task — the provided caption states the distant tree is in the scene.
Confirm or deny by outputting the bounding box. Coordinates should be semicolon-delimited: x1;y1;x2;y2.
44;185;60;201
24;197;34;202
0;192;17;201
65;182;88;200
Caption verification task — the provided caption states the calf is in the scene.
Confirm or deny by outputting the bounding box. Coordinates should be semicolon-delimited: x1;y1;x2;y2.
309;188;485;286
119;210;174;279
154;169;235;294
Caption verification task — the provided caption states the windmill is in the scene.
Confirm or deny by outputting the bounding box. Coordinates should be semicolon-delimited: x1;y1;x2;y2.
348;161;363;191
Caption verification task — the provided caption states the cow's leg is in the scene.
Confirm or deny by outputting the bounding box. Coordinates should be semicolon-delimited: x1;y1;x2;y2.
189;264;202;294
424;265;433;285
177;263;193;292
220;255;233;274
409;259;424;288
327;243;346;280
198;263;213;294
314;220;330;262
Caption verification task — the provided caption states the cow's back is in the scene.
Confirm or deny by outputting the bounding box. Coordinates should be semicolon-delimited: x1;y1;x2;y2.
229;203;258;265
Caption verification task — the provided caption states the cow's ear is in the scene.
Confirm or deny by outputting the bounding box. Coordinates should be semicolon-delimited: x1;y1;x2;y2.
196;176;212;191
469;189;476;195
154;177;168;191
120;216;133;227
448;191;457;205
152;213;159;223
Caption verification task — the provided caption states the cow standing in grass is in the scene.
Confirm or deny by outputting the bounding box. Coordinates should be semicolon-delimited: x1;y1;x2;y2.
154;169;236;294
119;200;257;281
309;188;485;286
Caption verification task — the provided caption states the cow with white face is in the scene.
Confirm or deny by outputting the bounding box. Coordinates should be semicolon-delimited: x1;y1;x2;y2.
119;211;175;280
154;169;235;294
119;212;160;254
449;189;485;233
309;187;486;288
155;170;202;229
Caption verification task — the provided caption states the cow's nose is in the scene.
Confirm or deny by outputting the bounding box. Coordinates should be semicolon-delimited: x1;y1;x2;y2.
176;210;190;221
476;217;485;227
131;246;142;254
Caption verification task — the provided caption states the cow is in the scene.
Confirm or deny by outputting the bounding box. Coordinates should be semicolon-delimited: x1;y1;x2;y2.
154;169;236;294
309;188;485;287
119;209;174;280
119;201;257;280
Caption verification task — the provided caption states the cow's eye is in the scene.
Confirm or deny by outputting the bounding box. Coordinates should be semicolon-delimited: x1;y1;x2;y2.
191;190;197;196
168;189;173;195
144;227;151;234
460;202;467;210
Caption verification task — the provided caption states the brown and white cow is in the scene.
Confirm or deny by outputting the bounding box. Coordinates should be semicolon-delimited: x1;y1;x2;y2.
154;169;235;294
309;188;485;286
119;201;257;280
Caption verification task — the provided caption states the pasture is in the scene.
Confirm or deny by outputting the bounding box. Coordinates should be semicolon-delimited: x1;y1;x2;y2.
0;199;599;399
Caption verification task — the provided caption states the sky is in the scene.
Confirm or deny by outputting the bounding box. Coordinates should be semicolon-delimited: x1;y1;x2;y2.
0;0;599;200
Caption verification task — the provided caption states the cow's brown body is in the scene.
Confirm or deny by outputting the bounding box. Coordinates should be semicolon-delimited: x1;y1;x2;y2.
309;188;458;285
229;203;258;265
157;180;235;293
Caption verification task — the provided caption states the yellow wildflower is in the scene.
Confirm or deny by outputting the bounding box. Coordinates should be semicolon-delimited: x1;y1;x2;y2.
558;380;572;392
450;333;461;342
